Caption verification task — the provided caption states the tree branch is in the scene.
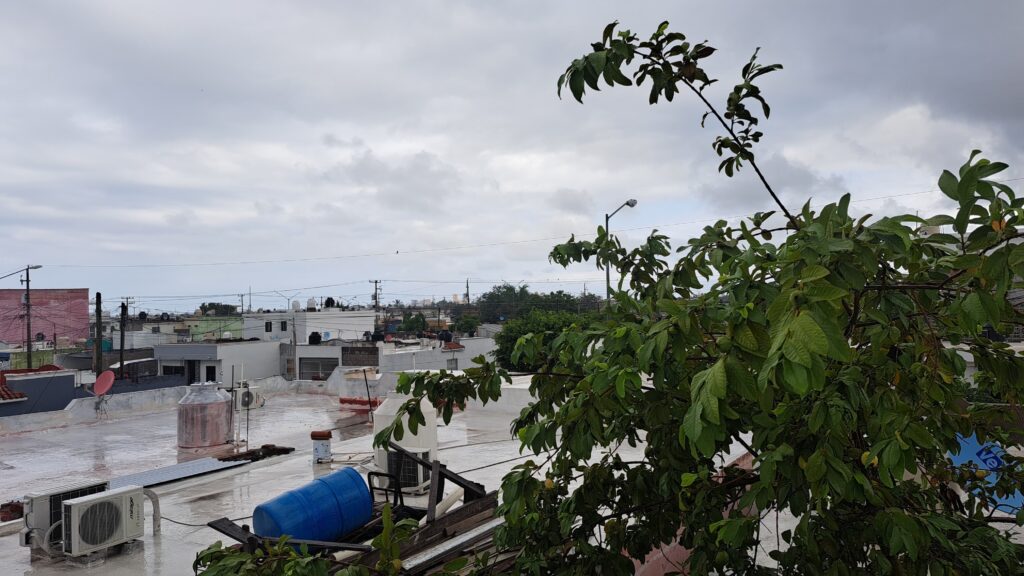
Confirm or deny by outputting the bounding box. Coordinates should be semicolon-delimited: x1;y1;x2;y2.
679;78;799;230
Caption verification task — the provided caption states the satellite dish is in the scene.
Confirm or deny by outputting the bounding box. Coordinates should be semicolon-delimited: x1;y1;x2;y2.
94;370;115;396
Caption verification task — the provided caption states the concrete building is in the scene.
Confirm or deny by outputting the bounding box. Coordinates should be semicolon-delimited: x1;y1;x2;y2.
183;316;243;341
243;310;376;344
153;341;282;385
0;288;89;347
377;337;495;372
111;331;178;349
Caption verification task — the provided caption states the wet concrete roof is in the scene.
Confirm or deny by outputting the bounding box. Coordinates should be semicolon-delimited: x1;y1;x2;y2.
0;391;531;575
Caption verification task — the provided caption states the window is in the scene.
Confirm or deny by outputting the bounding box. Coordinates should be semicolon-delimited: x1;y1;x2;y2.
447;358;458;370
205;365;217;382
151;327;160;334
264;321;272;333
162;365;185;376
281;321;288;331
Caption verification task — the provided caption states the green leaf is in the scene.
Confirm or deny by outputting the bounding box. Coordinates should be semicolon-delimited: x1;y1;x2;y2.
962;292;987;324
938;170;959;201
800;265;831;282
791;314;828;356
708;358;728;399
442;557;469;572
587;51;607;76
803;282;847;303
782;332;815;362
680;472;699;487
569;70;585;103
805;450;826;483
734;323;759;352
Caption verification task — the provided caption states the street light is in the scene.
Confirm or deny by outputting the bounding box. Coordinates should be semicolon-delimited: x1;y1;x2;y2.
1;265;42;369
605;200;637;302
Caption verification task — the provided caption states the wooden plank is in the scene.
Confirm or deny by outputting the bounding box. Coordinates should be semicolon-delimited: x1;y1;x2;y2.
403;518;503;573
353;492;498;568
426;460;444;523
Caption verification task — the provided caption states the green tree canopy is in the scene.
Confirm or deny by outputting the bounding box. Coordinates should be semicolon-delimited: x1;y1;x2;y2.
494;309;589;371
378;21;1024;575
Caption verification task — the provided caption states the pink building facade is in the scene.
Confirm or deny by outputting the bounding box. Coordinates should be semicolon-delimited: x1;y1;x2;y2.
0;288;89;347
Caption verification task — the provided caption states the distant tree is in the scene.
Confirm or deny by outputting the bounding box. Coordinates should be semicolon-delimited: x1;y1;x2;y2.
308;331;322;345
578;291;603;312
199;302;239;316
400;312;428;334
454;315;481;336
477;283;531;322
324;297;336;308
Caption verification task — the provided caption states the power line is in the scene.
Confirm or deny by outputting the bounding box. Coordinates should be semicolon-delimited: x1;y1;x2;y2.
44;177;1022;270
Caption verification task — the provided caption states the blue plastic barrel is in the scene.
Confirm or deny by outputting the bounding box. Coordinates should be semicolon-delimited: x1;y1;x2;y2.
253;467;372;542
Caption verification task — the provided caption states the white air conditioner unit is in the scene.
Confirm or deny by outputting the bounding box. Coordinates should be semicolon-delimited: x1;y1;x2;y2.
20;480;109;552
62;485;145;557
231;385;265;411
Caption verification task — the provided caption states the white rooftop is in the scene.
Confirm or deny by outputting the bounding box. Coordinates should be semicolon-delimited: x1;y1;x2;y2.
0;389;532;575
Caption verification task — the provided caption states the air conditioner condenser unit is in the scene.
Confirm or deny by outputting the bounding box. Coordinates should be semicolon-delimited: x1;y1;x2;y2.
20;480;109;553
62;485;145;557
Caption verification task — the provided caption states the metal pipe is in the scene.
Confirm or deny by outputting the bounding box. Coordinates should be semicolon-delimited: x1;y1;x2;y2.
143;488;161;535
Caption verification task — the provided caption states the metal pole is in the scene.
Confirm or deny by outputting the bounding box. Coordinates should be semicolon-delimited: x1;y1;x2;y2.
94;292;103;374
119;301;127;379
363;369;373;424
605;213;611;303
24;267;32;369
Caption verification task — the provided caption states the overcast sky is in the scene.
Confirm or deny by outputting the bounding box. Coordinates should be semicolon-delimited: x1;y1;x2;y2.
0;1;1021;314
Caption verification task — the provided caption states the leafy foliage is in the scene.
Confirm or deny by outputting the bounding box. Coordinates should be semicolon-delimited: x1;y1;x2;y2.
400;312;429;334
494;309;591;371
376;21;1024;575
193;536;335;576
477;283;602;323
455;314;481;336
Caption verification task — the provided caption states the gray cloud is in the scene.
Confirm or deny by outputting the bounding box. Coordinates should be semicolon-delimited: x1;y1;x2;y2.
0;1;1021;310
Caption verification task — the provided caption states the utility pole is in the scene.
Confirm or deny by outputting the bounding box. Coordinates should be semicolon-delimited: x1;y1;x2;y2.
21;267;33;369
239;294;244;315
94;292;103;374
248;286;252;313
464;278;470;305
370;280;381;312
118;300;128;379
292;313;298;379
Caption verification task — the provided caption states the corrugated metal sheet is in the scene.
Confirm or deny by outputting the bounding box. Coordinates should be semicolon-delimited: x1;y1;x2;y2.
109;457;244;489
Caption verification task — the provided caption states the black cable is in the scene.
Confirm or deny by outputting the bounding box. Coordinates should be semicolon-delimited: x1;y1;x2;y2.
455;454;533;475
161;514;252;528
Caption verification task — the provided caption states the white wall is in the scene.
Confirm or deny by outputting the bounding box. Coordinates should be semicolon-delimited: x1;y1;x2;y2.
243;310;376;343
217;341;282;384
379;338;495;373
113;331;177;350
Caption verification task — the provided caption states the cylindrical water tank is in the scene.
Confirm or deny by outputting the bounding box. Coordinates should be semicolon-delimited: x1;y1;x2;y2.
253;467;371;541
177;383;234;448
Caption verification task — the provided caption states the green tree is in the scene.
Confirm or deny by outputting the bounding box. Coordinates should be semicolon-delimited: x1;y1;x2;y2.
478;283;532;323
377;21;1024;575
199;302;239;316
494;310;587;371
400;312;428;334
454;314;481;336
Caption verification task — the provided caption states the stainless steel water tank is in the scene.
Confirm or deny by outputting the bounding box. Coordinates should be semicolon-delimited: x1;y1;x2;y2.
177;383;234;448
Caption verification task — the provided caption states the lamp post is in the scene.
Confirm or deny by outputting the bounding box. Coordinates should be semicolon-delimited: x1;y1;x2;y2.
1;265;43;369
605;199;637;303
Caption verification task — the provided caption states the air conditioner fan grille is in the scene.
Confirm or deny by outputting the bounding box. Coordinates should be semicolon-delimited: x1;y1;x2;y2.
79;501;121;545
